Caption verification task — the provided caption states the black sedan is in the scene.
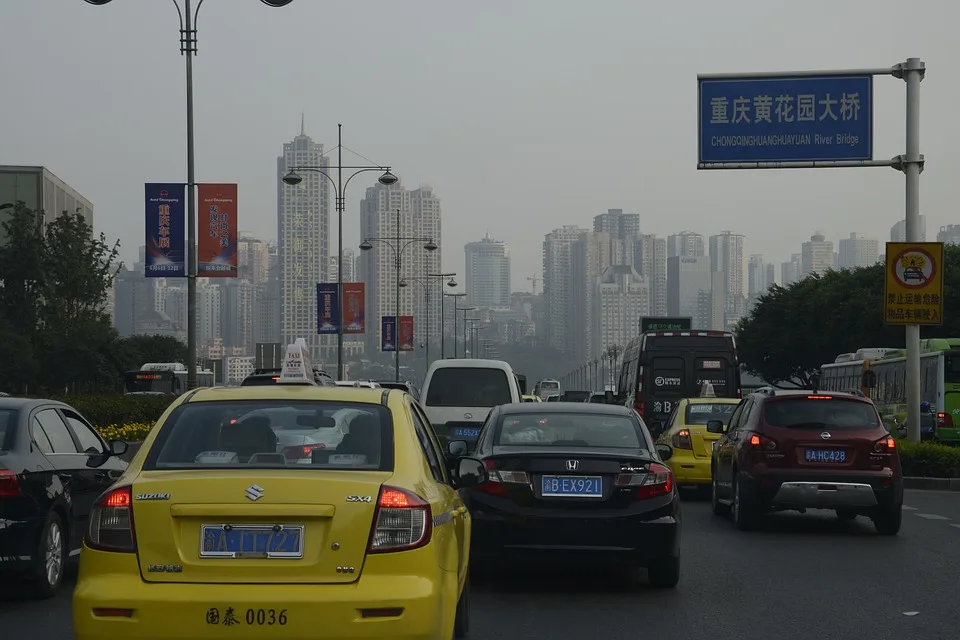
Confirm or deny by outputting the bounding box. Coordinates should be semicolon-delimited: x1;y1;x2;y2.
451;402;681;588
0;398;128;597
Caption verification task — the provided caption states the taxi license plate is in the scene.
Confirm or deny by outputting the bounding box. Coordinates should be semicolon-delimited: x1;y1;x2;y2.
204;607;290;627
200;524;304;559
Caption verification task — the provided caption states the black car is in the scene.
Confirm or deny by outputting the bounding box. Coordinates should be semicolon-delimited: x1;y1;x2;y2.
452;402;681;587
0;398;128;596
376;380;420;399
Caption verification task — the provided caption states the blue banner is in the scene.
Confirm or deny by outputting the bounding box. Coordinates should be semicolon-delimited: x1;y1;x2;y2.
317;283;339;334
144;183;186;277
381;316;397;352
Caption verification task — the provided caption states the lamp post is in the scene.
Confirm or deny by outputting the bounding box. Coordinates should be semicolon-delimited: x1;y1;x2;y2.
359;209;437;382
465;318;481;357
282;125;397;380
399;273;457;368
84;0;294;389
457;307;476;358
443;292;466;357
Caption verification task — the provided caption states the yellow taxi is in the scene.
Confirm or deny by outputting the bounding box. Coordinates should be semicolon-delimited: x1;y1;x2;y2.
73;340;488;640
657;396;740;487
521;395;542;403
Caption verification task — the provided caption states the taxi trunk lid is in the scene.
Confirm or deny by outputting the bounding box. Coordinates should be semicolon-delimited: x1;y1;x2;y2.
131;470;389;584
689;428;721;459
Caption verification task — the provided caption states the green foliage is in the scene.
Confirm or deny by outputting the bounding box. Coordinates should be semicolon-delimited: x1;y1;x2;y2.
735;245;960;387
897;441;960;478
53;395;174;428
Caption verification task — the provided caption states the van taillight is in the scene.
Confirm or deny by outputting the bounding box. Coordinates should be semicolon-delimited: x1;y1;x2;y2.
938;412;953;428
86;486;136;553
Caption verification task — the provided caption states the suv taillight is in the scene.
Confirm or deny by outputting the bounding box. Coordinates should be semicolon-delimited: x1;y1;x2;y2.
748;434;778;450
671;429;693;450
616;462;673;499
0;470;21;498
86;486;136;552
873;436;896;453
367;486;432;553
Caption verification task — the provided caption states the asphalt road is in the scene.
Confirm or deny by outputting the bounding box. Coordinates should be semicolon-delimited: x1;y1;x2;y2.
3;489;959;639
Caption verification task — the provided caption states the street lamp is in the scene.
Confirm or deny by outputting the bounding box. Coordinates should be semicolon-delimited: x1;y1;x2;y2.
359;209;437;382
84;0;293;390
443;292;466;358
457;307;476;358
399;273;457;367
281;125;397;380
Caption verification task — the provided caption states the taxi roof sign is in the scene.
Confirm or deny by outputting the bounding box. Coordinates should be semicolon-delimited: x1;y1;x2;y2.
700;381;716;397
279;338;317;385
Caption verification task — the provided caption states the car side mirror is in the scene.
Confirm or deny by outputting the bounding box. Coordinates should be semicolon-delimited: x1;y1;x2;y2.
454;457;488;488
447;440;468;457
655;443;674;461
604;390;614;404
109;439;129;457
706;420;726;434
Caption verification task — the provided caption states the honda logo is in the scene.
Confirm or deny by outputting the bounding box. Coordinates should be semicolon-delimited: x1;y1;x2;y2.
820;432;832;440
565;460;579;471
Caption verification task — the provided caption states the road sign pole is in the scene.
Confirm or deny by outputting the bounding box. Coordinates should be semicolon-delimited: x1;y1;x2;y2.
902;58;925;443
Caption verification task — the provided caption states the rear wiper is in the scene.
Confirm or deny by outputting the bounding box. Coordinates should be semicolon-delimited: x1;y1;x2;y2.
786;422;827;429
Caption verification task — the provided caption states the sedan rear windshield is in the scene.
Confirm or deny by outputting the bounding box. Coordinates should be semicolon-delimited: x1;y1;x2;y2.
425;368;512;407
495;412;645;449
143;400;394;471
684;403;737;425
763;398;880;429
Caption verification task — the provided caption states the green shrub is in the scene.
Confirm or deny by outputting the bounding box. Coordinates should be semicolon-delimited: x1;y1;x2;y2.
897;441;960;478
52;395;173;427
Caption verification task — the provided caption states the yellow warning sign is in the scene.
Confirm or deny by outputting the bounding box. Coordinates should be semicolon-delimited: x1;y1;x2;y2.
884;242;945;325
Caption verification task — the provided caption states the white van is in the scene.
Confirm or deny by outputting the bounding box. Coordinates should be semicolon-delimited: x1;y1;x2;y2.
420;359;522;448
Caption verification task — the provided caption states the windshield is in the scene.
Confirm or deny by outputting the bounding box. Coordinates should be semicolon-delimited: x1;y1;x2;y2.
124;371;177;394
144;400;394;470
684;403;737;425
425;368;512;407
0;409;16;450
540;381;559;390
494;412;644;449
763;398;880;429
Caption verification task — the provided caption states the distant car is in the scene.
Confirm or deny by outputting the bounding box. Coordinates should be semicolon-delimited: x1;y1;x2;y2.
0;398;128;597
545;394;561;402
455;402;681;588
521;395;542;403
710;388;903;534
657;397;740;489
376;380;420;399
241;367;335;387
334;380;381;389
560;390;590;403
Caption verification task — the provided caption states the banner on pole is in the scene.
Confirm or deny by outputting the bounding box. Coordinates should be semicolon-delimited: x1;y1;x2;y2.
398;316;414;351
144;183;186;278
197;183;238;277
381;316;396;352
316;283;339;334
343;283;366;334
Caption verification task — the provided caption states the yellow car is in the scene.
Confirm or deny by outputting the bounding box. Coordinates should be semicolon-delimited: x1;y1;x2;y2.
73;356;487;640
657;397;740;487
521;395;542;403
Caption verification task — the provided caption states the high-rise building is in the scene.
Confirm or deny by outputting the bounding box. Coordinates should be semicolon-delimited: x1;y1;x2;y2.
708;231;747;324
277;121;330;359
937;225;960;246
593;265;650;359
801;232;834;278
464;235;511;308
632;234;667;316
747;254;775;298
221;279;257;354
891;216;927;242
667;231;705;258
593;209;640;237
542;225;587;355
838;232;880;269
781;254;802;286
571;231;613;362
360;182;442;354
238;237;270;285
0;165;94;247
667;256;711;327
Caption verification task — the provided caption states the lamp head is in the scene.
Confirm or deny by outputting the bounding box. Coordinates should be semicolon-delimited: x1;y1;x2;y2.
378;170;398;186
282;170;303;186
359;240;373;251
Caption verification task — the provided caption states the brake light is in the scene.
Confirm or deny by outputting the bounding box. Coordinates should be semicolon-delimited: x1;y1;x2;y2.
671;429;692;450
0;470;21;498
272;377;279;382
615;462;673;499
938;412;953;428
873;436;896;453
282;443;325;460
748;434;778;450
367;486;432;553
86;486;136;552
475;460;528;496
807;395;833;400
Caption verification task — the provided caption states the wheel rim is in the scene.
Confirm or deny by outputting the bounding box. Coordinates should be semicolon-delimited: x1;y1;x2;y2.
45;522;63;586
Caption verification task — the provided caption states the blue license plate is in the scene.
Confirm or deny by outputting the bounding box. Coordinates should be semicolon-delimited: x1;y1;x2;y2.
200;525;304;558
540;475;603;498
804;448;847;463
453;427;481;438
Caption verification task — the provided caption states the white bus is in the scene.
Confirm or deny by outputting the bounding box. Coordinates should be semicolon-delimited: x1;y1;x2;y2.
123;363;214;395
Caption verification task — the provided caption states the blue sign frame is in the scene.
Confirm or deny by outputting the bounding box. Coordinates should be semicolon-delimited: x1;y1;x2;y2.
698;75;873;164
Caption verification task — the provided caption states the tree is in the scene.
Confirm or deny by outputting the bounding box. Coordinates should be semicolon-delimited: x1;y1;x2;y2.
112;335;189;372
0;203;45;339
735;245;960;387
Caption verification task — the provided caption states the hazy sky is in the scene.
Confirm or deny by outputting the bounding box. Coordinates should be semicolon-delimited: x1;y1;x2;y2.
3;0;957;291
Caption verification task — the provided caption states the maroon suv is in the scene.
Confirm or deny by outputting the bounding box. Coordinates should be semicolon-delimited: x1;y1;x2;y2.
708;388;902;535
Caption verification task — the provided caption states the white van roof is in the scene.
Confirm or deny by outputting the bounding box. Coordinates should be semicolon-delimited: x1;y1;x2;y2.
426;358;515;372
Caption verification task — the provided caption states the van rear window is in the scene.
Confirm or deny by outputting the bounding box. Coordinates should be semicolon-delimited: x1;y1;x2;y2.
426;368;512;407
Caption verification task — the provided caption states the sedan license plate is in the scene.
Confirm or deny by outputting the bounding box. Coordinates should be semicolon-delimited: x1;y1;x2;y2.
541;475;602;498
804;448;847;463
452;426;481;438
200;524;304;559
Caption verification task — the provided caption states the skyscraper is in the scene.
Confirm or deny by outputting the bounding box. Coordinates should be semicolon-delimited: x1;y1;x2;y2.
542;225;587;354
709;231;747;323
277;120;330;359
667;255;711;328
464;235;511;308
801;232;834;277
891;216;927;242
838;232;880;269
667;232;705;258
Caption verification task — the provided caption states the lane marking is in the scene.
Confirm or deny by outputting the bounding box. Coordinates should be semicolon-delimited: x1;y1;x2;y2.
902;505;917;510
914;513;950;520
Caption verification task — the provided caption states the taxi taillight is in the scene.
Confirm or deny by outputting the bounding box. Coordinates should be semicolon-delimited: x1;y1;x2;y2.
367;486;432;554
86;486;137;553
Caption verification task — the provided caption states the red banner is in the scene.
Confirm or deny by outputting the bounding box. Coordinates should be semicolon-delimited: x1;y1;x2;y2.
343;283;365;334
398;315;414;351
197;183;238;277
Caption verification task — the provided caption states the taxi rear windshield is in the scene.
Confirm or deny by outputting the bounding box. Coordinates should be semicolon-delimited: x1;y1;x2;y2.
684;403;737;425
495;412;645;449
763;398;880;429
143;401;394;471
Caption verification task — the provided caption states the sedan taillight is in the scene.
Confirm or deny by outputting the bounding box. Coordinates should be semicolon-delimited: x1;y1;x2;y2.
86;486;136;553
367;486;432;553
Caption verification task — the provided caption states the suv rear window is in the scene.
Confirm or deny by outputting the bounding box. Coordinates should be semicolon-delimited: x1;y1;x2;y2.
763;397;879;429
495;412;645;449
425;368;511;407
143;400;394;470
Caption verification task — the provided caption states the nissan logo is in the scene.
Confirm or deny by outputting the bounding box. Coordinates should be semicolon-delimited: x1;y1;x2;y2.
820;432;832;440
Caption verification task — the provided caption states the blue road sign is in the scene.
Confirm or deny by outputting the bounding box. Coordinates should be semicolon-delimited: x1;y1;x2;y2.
698;75;873;164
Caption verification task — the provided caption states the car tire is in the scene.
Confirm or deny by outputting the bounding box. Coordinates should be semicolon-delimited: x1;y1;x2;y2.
647;555;680;589
873;505;902;536
454;574;470;638
836;509;857;521
31;511;66;599
732;473;757;531
711;474;730;516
